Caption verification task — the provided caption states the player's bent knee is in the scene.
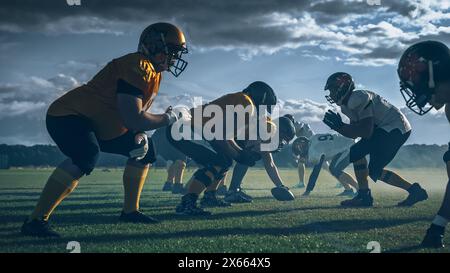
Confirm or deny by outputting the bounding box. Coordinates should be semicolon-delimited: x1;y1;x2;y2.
73;144;100;176
193;168;214;187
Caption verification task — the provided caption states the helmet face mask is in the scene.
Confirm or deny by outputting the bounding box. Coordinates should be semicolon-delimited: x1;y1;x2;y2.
399;81;433;115
165;44;188;77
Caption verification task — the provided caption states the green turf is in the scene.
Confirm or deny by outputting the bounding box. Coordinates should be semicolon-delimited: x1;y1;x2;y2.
0;167;449;253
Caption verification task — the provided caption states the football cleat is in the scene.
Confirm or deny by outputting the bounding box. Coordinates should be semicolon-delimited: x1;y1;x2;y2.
294;182;306;189
271;185;295;201
216;185;228;196
420;225;445;248
162;181;173;191
237;188;253;201
171;183;186;194
224;190;252;203
337;189;356;197
341;190;373;207
119;211;159;223
21;219;61;238
176;193;211;216
397;183;428;207
200;191;232;207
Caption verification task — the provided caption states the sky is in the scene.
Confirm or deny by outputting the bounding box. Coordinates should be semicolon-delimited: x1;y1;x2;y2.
0;0;449;145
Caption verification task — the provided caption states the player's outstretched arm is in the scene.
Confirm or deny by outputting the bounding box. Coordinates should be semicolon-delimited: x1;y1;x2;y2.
261;152;283;187
117;93;172;131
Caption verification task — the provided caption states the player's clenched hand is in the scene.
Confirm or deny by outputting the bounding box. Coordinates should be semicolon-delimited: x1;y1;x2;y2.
165;106;191;125
129;132;149;160
323;110;344;131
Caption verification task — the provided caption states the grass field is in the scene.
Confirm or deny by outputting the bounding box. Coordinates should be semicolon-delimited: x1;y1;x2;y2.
0;167;449;253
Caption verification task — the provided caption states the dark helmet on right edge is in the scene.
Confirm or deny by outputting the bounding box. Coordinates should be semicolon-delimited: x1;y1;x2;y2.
243;81;277;113
397;40;450;115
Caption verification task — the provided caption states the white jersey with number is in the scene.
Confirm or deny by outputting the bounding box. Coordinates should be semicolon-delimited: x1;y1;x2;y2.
308;133;355;163
340;90;411;134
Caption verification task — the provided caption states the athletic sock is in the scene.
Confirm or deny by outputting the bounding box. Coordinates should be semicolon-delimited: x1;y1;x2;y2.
29;167;79;221
123;163;149;213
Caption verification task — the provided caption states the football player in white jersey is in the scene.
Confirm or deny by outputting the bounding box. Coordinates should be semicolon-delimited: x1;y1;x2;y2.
292;134;359;196
287;118;314;189
322;72;428;207
398;41;450;248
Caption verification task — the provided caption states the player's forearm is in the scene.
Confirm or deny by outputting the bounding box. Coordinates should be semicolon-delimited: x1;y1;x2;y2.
338;122;373;139
127;111;170;131
262;152;283;187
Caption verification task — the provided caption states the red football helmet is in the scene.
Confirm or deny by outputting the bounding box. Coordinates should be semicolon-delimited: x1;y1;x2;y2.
397;40;450;115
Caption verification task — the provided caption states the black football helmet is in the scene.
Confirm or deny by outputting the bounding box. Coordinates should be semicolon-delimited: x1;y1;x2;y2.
397;40;450;115
243;81;277;114
324;72;355;105
138;22;188;77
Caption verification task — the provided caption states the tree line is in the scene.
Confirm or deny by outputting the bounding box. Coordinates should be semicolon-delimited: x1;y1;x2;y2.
0;143;448;169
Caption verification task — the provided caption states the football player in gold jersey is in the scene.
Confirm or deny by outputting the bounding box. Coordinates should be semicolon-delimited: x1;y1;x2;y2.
21;22;189;237
167;81;277;215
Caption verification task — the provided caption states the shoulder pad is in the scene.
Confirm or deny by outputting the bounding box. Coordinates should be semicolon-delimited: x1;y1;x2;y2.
347;90;371;110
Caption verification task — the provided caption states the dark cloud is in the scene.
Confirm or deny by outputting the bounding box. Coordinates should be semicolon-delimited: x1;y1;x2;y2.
1;0;448;66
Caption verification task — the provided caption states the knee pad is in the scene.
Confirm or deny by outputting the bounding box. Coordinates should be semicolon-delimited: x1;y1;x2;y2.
193;168;214;187
73;144;99;175
329;151;350;178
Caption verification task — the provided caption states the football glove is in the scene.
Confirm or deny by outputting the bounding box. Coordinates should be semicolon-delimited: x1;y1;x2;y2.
165;106;192;125
323;110;344;131
165;106;179;125
129;133;149;161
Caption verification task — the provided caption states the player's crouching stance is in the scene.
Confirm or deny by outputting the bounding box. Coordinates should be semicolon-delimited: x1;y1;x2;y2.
21;23;189;238
322;72;428;207
224;115;297;203
398;41;450;248
167;82;277;215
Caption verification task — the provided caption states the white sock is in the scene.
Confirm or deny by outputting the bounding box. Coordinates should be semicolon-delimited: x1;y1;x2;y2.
432;215;449;227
